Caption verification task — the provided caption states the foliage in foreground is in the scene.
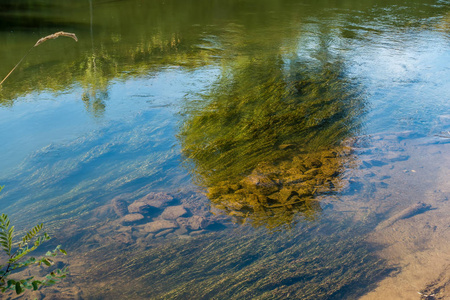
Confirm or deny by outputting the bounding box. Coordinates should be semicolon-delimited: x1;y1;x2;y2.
0;186;67;295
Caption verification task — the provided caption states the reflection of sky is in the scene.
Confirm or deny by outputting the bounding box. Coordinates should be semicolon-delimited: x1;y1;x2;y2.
0;92;92;174
294;23;450;135
348;30;450;134
0;66;220;175
2;18;450;176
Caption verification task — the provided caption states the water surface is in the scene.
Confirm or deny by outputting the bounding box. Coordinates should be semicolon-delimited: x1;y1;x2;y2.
1;0;450;299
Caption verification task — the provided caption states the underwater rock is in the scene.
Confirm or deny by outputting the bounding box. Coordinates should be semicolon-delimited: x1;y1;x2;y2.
111;196;129;217
240;171;280;194
120;213;144;224
143;220;178;233
189;230;206;236
127;201;153;215
176;216;209;230
128;192;174;214
154;228;175;238
91;204;115;219
161;205;188;220
173;226;188;236
199;146;355;228
112;232;133;245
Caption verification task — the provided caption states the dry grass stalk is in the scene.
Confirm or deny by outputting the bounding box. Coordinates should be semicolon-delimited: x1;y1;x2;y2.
34;31;78;47
0;31;78;86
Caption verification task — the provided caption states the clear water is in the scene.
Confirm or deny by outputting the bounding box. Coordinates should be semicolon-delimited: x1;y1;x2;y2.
0;0;450;298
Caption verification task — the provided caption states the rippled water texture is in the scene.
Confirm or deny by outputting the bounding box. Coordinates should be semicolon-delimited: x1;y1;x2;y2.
1;0;450;299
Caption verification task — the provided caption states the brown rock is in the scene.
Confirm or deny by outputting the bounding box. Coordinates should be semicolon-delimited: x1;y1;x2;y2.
161;206;188;220
128;192;174;214
140;192;174;208
111;196;129;217
240;171;279;194
113;232;133;244
174;226;188;235
177;216;209;230
190;230;207;236
128;201;152;214
143;220;178;233
154;228;175;238
117;226;133;233
92;204;115;219
120;213;144;224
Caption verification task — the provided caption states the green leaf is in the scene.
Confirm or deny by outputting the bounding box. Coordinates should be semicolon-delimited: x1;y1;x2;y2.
8;226;14;238
6;279;15;290
14;256;37;269
0;212;67;293
24;224;43;244
48;280;56;285
42;258;52;267
10;247;32;263
15;282;23;294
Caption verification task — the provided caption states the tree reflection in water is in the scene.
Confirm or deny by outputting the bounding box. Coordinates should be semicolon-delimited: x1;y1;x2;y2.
179;56;365;228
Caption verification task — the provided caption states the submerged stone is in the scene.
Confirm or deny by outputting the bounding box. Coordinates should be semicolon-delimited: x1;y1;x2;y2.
161;206;188;220
128;192;174;214
144;220;178;233
111;196;129;217
120;213;145;224
240;171;280;194
176;216;209;230
113;232;133;245
154;228;175;238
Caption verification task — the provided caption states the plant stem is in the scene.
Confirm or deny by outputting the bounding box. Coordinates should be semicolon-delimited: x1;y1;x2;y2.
0;47;34;86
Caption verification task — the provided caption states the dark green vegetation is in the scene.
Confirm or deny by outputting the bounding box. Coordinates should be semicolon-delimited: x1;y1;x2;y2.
0;187;67;295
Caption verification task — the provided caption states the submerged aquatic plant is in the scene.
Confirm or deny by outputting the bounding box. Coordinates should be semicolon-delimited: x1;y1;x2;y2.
0;31;78;86
179;57;364;228
0;187;68;295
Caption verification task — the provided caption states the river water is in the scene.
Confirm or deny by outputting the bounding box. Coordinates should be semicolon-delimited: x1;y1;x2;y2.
1;0;450;299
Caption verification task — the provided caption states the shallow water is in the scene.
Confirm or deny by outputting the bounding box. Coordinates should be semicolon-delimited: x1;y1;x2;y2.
1;0;450;299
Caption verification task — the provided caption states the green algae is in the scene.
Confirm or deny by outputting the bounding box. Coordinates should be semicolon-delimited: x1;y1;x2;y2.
178;57;364;228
